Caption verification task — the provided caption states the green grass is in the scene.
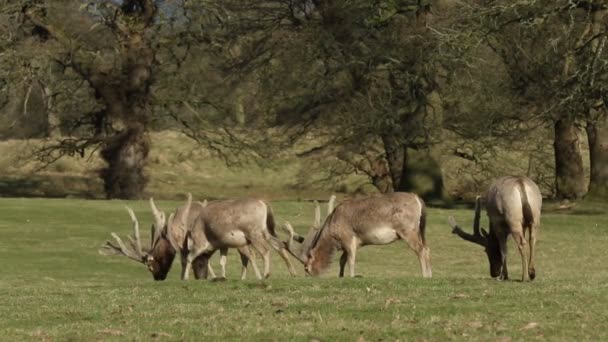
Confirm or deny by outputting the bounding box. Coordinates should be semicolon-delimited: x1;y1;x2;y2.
1;198;607;341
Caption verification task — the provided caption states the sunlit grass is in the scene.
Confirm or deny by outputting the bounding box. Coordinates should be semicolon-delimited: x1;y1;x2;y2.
1;198;607;341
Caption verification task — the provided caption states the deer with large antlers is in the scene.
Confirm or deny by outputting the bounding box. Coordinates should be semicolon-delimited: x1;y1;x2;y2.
448;176;542;281
281;195;336;265
183;196;297;280
285;192;432;278
100;196;209;280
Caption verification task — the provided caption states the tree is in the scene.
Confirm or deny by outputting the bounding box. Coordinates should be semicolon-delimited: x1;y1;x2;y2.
1;1;248;198
210;0;448;196
449;0;608;200
7;0;159;198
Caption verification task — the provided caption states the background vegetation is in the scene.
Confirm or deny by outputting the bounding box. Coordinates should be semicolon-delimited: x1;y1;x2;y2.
0;0;607;202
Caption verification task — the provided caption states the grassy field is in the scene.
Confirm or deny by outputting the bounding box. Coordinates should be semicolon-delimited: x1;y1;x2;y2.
1;197;607;341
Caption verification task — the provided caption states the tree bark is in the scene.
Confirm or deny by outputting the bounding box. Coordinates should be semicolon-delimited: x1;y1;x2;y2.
585;112;608;200
381;135;405;191
100;127;150;199
554;118;587;199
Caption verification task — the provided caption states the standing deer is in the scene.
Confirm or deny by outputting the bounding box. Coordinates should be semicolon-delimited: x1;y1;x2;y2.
296;192;432;278
281;195;336;265
448;176;542;281
183;197;297;280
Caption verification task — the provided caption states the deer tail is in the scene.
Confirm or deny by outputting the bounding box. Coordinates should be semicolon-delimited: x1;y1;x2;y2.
265;202;278;238
518;178;534;228
417;195;427;245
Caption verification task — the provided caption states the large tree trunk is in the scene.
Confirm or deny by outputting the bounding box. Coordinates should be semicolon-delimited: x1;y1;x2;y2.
381;135;406;191
585;112;608;200
100;127;150;199
554;118;587;199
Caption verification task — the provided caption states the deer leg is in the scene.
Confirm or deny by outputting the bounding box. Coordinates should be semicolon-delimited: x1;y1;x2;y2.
238;245;262;280
278;247;297;276
399;231;432;278
421;245;432;279
181;254;190;280
219;248;228;279
512;229;528;282
237;247;250;280
266;236;297;276
497;231;509;280
250;239;271;279
339;251;348;277
528;225;537;280
342;237;358;278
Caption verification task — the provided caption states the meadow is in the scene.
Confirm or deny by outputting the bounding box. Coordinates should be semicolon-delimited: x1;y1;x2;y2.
1;197;607;341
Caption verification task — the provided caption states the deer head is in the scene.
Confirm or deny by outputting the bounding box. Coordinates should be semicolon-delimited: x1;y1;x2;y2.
448;196;503;278
100;199;178;280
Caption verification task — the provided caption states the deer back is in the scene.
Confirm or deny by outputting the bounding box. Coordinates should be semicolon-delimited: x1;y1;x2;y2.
320;192;424;240
189;198;270;249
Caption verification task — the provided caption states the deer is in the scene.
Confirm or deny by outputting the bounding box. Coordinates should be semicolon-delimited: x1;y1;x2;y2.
101;194;297;281
100;196;210;280
281;195;336;265
182;196;297;280
447;176;542;281
286;192;432;278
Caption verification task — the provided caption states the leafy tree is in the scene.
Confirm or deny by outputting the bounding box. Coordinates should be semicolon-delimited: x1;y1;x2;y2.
446;0;608;200
207;0;449;196
1;0;248;198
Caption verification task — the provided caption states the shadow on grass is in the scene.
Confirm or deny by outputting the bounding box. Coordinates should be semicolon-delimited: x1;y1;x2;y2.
542;199;608;216
0;175;102;199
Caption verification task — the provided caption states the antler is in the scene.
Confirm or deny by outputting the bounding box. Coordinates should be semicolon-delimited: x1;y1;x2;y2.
99;207;146;263
149;197;165;247
182;193;192;226
281;222;305;244
448;196;488;247
313;200;321;228
280;222;306;263
327;194;336;216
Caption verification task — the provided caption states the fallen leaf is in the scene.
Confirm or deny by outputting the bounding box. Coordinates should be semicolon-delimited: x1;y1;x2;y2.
450;293;469;299
521;322;539;330
151;332;172;338
98;329;124;336
467;321;483;329
383;297;401;310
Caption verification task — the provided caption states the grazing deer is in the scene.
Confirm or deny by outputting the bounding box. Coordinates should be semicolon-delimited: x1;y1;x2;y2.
183;196;297;280
448;176;542;281
293;192;432;278
281;195;336;265
100;196;211;281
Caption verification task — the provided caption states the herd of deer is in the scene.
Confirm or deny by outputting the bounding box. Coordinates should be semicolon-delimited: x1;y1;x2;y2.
101;175;542;282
